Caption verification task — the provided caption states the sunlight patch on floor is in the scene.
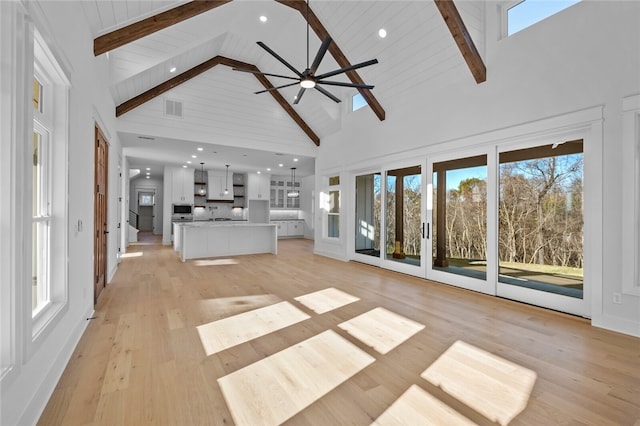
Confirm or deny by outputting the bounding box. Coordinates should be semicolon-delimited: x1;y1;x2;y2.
120;252;143;258
294;287;360;314
372;384;477;425
197;301;310;356
193;258;238;266
197;294;282;320
218;330;375;426
421;340;536;426
338;307;425;354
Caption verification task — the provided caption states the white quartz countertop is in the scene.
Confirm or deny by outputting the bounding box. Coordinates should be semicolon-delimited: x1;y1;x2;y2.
175;221;276;228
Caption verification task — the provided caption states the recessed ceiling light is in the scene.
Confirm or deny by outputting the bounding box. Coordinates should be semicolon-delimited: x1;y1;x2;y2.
182;165;187;168
197;147;203;151
187;161;192;164
257;171;262;174
259;15;267;23
267;168;271;171
293;158;299;162
169;66;177;73
146;172;150;175
191;155;197;158
145;167;150;171
278;163;283;167
378;28;387;39
146;176;150;179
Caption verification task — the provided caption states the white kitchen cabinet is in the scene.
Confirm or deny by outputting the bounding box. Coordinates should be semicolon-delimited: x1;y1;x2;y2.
171;166;194;204
247;173;270;200
273;221;288;238
270;175;301;209
208;170;233;201
273;220;303;238
286;220;303;237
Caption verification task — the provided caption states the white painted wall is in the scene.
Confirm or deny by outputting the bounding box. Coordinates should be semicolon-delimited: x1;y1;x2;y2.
314;1;640;336
301;175;315;239
0;1;121;425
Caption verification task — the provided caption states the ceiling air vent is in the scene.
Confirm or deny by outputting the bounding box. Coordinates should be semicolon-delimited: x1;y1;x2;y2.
165;99;183;118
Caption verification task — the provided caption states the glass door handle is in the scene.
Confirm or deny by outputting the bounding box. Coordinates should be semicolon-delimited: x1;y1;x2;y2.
423;223;430;239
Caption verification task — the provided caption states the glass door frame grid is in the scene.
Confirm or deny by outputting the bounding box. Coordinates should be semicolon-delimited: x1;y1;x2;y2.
426;147;498;296
496;136;588;317
379;160;426;277
351;169;383;267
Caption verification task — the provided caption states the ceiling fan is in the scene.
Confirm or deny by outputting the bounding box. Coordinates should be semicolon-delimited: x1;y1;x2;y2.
233;0;378;104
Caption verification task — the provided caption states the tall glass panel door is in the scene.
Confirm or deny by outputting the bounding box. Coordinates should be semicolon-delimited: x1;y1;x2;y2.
383;165;424;275
427;155;490;292
497;141;585;314
354;173;381;262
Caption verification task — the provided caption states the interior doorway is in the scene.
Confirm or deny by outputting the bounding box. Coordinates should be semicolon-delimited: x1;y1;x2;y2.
94;125;108;303
137;191;155;232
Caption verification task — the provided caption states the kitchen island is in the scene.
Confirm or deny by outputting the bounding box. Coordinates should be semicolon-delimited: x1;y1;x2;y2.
173;221;277;262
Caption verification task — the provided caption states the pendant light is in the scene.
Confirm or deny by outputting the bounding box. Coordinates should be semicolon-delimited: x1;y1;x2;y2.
199;162;206;196
288;167;299;198
224;164;230;195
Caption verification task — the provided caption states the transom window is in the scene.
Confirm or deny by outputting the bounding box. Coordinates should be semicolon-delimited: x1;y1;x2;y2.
352;93;368;112
507;0;581;36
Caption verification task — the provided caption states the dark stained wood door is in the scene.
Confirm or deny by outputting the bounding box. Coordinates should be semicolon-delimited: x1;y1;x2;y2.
94;125;108;303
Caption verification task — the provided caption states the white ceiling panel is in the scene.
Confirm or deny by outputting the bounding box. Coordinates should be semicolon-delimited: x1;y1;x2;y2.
80;0;486;174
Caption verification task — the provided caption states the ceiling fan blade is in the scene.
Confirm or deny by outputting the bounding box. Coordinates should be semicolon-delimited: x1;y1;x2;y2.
316;80;374;90
309;37;332;75
316;59;379;80
233;68;299;81
315;85;341;103
254;82;300;94
257;41;304;78
293;87;306;105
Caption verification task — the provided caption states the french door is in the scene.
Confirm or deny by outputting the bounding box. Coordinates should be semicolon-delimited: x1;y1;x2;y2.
425;151;494;295
354;139;587;316
495;140;586;316
353;163;427;277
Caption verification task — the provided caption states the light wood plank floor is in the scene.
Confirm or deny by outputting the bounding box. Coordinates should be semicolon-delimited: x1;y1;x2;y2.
39;235;640;425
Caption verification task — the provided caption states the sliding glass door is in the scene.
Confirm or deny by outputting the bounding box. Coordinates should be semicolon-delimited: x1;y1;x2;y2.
351;138;587;317
353;165;426;276
496;141;585;315
426;153;493;294
354;173;382;265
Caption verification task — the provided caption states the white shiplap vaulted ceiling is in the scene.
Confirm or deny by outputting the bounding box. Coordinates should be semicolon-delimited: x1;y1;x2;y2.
81;1;485;176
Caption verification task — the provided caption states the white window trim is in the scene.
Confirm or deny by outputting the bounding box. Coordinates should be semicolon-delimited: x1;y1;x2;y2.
26;29;70;355
323;176;341;241
32;120;52;318
622;94;640;296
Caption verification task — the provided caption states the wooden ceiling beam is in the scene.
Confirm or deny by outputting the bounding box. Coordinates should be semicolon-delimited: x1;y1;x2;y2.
275;0;386;121
434;0;486;84
115;56;320;146
94;1;232;56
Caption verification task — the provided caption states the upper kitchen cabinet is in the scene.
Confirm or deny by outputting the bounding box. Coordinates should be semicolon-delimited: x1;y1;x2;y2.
208;170;234;201
247;173;270;200
170;166;194;204
270;175;301;209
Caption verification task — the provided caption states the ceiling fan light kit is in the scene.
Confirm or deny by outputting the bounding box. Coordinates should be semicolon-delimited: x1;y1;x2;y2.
233;0;377;105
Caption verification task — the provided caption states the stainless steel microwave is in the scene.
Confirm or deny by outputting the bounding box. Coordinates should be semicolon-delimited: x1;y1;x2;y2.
172;204;193;215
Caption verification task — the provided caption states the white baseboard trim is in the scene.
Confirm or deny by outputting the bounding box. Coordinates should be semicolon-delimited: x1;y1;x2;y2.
592;313;640;338
107;263;117;283
18;305;94;426
313;248;348;262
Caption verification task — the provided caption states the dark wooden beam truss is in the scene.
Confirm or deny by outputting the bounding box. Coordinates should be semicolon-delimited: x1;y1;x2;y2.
434;0;486;84
94;1;232;56
115;56;320;146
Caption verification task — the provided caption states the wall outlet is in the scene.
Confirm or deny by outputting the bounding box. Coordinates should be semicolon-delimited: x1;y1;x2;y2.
612;292;622;304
